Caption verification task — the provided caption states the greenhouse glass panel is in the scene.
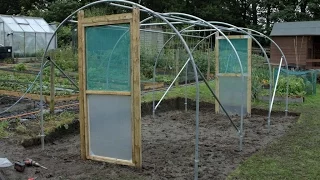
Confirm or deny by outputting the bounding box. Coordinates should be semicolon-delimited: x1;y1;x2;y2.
13;32;25;56
4;24;12;46
0;22;4;45
1;17;23;32
46;33;56;49
25;32;36;56
13;17;28;24
35;19;53;33
20;24;34;32
1;17;15;24
36;33;46;52
25;19;46;32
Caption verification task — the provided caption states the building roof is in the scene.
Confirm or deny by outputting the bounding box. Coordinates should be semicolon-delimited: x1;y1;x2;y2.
270;21;320;36
0;14;54;33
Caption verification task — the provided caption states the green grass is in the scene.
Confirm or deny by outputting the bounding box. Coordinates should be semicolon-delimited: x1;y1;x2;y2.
142;81;215;103
228;84;320;179
44;111;78;134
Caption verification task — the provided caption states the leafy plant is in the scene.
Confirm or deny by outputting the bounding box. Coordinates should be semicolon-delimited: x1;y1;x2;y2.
14;63;26;71
276;75;306;97
0;121;9;138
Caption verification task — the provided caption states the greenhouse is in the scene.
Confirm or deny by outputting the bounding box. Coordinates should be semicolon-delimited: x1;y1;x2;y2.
0;15;57;58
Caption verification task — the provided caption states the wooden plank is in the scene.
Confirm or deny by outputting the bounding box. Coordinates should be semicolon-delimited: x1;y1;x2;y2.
82;19;131;27
217;73;247;77
88;155;134;166
215;32;220;114
247;35;252;115
77;10;86;160
50;94;78;102
82;13;132;24
131;7;142;168
86;90;131;96
306;59;320;62
217;35;250;39
141;82;164;90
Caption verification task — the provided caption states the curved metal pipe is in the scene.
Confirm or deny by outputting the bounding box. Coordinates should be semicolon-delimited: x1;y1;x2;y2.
241;28;289;117
163;12;245;151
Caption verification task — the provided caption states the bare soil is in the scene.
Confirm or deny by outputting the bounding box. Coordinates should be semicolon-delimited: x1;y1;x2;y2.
0;103;298;180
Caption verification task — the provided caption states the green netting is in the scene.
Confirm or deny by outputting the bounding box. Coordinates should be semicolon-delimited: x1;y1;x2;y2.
219;39;248;73
85;24;130;91
274;68;320;95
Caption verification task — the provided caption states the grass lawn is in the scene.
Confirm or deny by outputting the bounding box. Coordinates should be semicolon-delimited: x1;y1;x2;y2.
142;82;320;179
228;85;320;179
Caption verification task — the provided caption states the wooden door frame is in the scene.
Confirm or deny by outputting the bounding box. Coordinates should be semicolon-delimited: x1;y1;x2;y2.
77;8;141;168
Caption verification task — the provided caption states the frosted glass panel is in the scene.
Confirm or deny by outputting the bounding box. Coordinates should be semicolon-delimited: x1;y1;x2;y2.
25;33;36;56
26;19;46;32
218;76;248;115
20;24;34;32
87;94;132;161
13;32;24;56
0;22;4;45
13;17;28;24
36;33;46;52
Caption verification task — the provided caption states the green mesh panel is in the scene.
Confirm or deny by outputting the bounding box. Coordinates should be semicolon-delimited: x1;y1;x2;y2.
219;39;248;73
274;68;319;95
85;24;130;91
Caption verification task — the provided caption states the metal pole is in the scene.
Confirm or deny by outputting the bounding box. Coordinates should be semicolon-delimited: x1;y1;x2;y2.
268;57;283;131
154;58;190;110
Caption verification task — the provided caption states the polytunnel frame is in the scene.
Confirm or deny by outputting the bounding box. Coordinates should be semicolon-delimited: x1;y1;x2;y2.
36;1;288;179
153;12;247;151
151;16;290;128
38;0;201;179
140;16;290;124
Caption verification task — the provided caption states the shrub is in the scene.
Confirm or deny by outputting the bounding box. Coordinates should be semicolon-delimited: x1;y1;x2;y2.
14;63;26;71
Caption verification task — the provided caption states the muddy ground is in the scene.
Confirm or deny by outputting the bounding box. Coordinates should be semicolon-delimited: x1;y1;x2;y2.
0;101;298;180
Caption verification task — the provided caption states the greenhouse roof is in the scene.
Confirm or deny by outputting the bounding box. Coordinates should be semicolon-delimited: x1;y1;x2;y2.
0;14;54;33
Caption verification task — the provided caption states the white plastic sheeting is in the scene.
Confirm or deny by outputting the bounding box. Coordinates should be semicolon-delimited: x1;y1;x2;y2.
0;15;57;57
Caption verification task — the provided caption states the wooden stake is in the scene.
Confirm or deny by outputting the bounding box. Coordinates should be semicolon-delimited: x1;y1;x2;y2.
175;48;179;87
50;61;55;114
215;32;220;114
77;10;86;160
131;7;142;168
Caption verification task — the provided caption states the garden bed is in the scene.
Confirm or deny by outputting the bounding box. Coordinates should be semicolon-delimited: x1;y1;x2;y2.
0;98;299;179
0;90;78;103
257;95;304;103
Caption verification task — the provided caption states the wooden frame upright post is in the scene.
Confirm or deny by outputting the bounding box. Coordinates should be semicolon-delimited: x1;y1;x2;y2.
215;32;220;113
77;10;86;160
131;7;142;168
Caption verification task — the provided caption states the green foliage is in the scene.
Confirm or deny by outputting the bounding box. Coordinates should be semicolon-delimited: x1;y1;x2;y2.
3;58;14;64
14;63;26;71
52;47;78;72
193;49;215;75
251;54;269;99
276;75;306;97
57;25;73;47
0;121;9;138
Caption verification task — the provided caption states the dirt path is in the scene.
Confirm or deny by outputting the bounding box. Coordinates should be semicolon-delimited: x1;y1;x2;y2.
0;108;297;180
